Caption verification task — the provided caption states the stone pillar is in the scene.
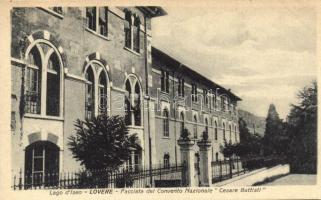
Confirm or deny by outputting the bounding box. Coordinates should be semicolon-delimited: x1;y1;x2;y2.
177;139;196;187
197;140;212;187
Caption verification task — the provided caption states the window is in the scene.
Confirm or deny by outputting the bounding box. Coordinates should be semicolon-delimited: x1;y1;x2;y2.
98;72;107;115
163;109;169;137
124;76;142;126
85;67;95;119
25;42;63;117
125;80;132;125
214;121;218;140
46;53;60;116
193;115;198;138
223;122;226;141
163;153;170;168
86;7;108;37
180;112;185;134
203;89;208;106
215;152;219;161
229;125;232;143
212;93;217;109
25;141;59;187
52;7;63;14
192;84;198;102
221;96;226;111
26;47;41;114
205;118;209;133
178;78;185;97
235;126;238;143
11;112;16;131
124;10;140;53
161;70;169;93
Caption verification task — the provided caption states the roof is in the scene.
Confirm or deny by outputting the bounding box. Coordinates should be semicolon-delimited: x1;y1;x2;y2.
152;47;242;101
137;7;167;18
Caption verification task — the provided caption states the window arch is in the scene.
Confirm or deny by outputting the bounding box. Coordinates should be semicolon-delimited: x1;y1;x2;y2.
163;109;169;137
25;141;60;187
193;115;198;139
222;122;226;141
85;66;95;119
124;75;142;126
214;121;218;140
25;41;63;117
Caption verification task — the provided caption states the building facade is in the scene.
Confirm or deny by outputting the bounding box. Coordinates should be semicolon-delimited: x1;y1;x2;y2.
10;6;241;180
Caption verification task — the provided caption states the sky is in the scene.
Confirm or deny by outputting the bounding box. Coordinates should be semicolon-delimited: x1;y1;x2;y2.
151;6;317;119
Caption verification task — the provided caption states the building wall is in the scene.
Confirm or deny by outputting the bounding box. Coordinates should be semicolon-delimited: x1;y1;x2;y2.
150;54;240;166
11;6;153;174
10;6;240;177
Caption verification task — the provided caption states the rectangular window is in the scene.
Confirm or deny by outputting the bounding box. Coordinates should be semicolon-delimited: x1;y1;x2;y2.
203;89;208;106
133;23;140;52
161;70;169;93
178;78;185;97
99;7;108;37
192;84;198;102
86;7;108;37
52;7;63;15
86;7;96;31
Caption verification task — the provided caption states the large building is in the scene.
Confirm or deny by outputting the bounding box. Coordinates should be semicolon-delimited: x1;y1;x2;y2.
10;6;241;180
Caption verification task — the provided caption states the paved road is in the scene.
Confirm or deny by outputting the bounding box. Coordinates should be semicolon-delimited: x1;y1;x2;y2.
264;174;316;185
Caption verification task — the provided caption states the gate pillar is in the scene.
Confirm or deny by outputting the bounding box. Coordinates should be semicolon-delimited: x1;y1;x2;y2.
197;140;212;187
177;139;196;187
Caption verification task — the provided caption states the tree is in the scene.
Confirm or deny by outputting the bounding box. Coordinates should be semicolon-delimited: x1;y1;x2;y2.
263;104;283;156
286;81;317;174
225;118;262;159
68;115;141;171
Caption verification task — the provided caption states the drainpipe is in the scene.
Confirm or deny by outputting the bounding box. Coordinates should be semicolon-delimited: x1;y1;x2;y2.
143;15;153;187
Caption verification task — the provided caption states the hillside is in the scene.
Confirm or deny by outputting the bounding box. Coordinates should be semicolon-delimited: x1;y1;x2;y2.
238;109;266;137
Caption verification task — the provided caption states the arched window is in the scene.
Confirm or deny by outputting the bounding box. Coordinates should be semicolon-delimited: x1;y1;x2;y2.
180;112;185;134
134;82;141;126
223;122;226;141
193;115;198;139
214;121;218;140
163;109;169;137
85;66;95;119
46;53;60;116
25;41;63;117
163;153;170;168
26;47;42;114
25;141;60;187
98;72;107;115
215;152;219;161
124;76;142;126
229;125;232;143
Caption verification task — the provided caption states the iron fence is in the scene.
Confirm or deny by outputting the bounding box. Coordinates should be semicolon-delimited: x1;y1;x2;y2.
12;164;186;190
211;156;286;184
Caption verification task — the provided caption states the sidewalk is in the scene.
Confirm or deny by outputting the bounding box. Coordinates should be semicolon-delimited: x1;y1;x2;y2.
212;164;290;187
262;174;316;185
